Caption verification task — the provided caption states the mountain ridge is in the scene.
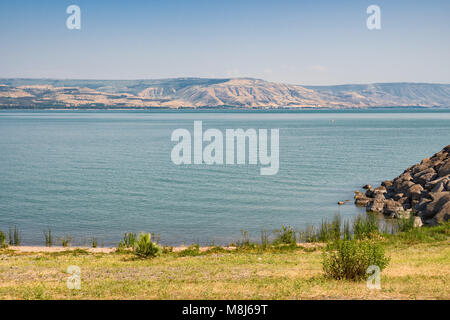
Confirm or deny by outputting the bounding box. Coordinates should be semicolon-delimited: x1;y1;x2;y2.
0;78;449;109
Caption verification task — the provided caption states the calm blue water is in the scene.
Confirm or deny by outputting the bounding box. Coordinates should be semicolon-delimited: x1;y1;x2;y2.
0;110;449;246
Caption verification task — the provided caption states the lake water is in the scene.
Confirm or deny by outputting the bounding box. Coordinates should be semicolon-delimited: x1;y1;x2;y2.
1;110;449;246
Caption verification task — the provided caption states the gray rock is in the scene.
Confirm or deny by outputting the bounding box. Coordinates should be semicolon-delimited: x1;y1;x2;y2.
415;198;431;213
399;180;416;193
358;145;450;224
434;201;450;223
425;175;450;190
414;169;437;185
381;180;393;188
437;159;450;177
365;189;375;197
383;200;404;216
374;186;387;194
431;181;445;193
393;209;411;219
411;163;430;175
355;196;372;207
406;184;424;201
393;193;404;201
367;199;385;213
423;192;450;220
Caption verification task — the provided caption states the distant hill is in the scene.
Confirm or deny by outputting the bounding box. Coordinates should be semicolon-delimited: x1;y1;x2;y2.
0;78;449;109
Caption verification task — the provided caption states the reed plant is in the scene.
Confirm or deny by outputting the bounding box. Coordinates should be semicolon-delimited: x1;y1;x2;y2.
0;230;7;248
8;226;21;246
43;228;53;247
61;235;72;247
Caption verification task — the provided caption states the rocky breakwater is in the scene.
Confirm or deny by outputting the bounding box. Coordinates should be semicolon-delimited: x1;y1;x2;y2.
354;145;450;226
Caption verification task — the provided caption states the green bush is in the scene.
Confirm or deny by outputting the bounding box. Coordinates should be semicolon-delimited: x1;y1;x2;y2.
273;225;297;246
0;230;7;248
322;239;389;281
179;244;201;256
134;233;161;258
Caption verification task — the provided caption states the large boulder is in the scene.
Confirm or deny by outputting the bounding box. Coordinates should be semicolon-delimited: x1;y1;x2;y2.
406;184;424;201
431;181;445;193
437;159;450;177
383;200;405;217
425;175;450;190
413;168;437;185
422;192;450;223
354;195;372;207
367;199;385;213
381;180;393;188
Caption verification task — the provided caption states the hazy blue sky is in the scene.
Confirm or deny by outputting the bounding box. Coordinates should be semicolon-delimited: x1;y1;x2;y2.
0;0;449;85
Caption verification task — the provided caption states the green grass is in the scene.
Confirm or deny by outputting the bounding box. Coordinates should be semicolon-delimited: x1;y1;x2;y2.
0;236;448;300
0;219;448;299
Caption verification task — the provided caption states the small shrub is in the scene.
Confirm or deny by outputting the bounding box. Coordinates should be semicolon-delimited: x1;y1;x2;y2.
322;239;389;281
134;233;161;258
179;244;201;257
0;230;7;248
273;225;297;246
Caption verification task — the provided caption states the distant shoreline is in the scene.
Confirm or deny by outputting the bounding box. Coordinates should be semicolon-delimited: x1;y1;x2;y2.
1;106;449;112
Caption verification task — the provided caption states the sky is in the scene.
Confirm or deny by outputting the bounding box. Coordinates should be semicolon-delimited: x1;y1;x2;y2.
0;0;449;85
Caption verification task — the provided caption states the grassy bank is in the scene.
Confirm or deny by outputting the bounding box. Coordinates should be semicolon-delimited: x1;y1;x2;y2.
0;221;448;300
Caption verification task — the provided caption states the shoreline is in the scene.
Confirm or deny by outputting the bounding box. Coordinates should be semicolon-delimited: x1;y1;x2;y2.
5;242;324;254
